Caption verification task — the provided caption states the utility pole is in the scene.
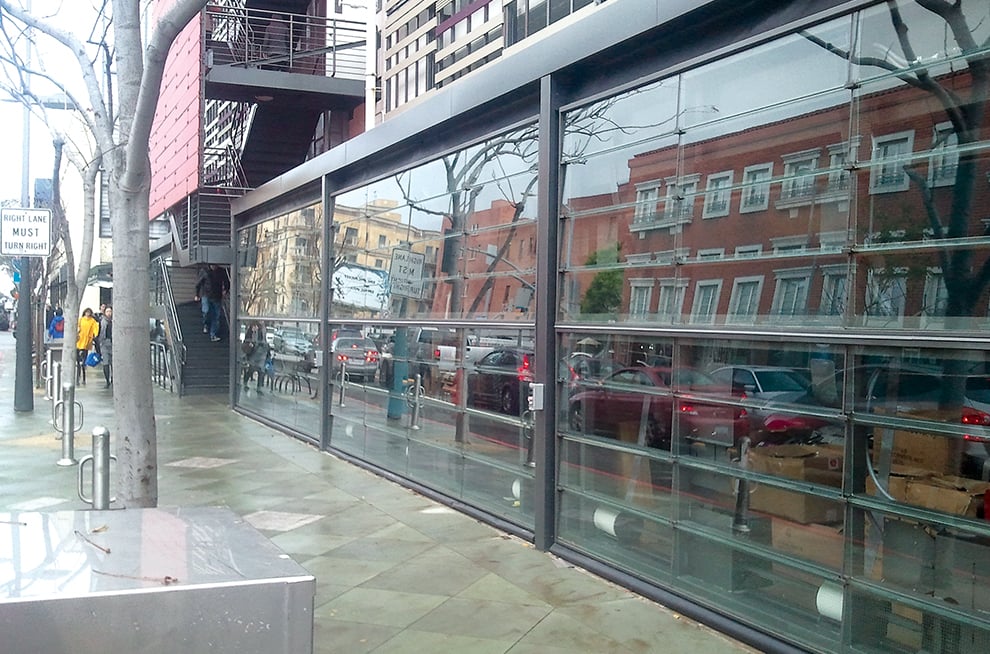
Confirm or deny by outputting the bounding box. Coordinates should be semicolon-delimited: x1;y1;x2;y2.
13;1;33;412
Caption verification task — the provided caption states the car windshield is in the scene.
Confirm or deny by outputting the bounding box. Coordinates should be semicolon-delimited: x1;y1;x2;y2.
754;370;809;392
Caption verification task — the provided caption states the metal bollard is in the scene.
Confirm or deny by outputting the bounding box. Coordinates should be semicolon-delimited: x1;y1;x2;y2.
409;373;422;431
732;437;752;535
337;360;347;407
78;426;116;510
42;350;55;400
49;362;63;424
54;382;83;466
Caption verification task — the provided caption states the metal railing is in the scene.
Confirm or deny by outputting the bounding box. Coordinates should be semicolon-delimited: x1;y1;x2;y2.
151;258;185;392
205;6;366;81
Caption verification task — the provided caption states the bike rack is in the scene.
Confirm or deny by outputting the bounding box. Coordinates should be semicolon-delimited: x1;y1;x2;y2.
405;373;424;431
48;361;63;424
78;426;117;510
54;381;83;466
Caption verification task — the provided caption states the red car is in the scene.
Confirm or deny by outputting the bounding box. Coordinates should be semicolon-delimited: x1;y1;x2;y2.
568;367;749;449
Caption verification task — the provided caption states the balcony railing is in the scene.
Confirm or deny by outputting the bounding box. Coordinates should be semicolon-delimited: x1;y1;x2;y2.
206;5;366;81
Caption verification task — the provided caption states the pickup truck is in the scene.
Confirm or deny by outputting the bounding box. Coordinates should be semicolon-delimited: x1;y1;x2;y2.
378;327;523;389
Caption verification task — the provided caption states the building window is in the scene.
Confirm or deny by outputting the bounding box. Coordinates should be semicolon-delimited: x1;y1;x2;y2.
374;258;384;268
771;268;812;317
740;163;772;212
819;267;847;317
922;268;948;317
629;280;653;318
633;183;660;223
734;245;762;258
657;279;686;321
929;122;958;188
865;267;907;317
663;174;699;223
378;234;388;248
825;141;856;194
728;276;763;322
697;248;725;260
780;149;819;202
702;171;733;219
343;227;359;246
870;131;914;193
690;280;722;324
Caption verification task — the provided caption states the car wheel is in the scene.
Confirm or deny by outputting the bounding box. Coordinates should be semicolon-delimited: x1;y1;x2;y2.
645;416;670;449
499;385;518;415
569;403;585;434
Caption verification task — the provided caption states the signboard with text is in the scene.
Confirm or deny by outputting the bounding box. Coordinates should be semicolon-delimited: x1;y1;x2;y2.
388;248;426;299
0;208;52;257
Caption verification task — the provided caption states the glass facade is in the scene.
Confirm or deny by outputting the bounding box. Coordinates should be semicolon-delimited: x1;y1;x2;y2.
234;2;990;651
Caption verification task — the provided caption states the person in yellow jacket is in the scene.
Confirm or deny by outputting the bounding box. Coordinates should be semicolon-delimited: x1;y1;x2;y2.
76;307;100;386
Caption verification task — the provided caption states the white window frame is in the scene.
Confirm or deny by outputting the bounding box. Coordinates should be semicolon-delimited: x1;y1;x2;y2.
929;122;958;188
870;130;914;193
634;182;662;223
663;174;700;223
922;267;948;317
697;248;725;260
740;163;772;213
780;149;820;203
771;267;813;317
825;140;857;194
629;279;653;318
690;279;723;324
865;267;908;318
702;170;733;219
819;265;847;317
656;279;687;321
734;244;763;258
728;276;764;322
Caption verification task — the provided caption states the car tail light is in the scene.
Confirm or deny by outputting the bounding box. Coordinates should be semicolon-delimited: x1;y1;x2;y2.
434;347;441;360
517;354;534;381
960;409;990;443
336;353;349;363
679;402;698;416
366;350;378;363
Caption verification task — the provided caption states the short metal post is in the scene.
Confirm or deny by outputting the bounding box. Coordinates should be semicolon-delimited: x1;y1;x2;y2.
78;426;115;510
54;382;83;466
409;373;422;431
732;437;752;535
49;362;63;425
337;360;347;407
42;349;55;400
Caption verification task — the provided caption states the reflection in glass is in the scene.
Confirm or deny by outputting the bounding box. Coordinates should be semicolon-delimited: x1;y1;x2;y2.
238;203;323;319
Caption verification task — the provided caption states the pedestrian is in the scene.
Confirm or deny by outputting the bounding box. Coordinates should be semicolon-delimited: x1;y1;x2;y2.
194;266;210;333
194;264;229;342
241;321;271;393
47;306;65;341
264;13;290;70
95;306;114;388
75;307;100;386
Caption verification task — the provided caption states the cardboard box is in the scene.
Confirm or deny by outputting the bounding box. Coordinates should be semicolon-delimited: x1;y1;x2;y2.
747;445;843;523
868;468;990;518
872;409;964;475
771;518;844;570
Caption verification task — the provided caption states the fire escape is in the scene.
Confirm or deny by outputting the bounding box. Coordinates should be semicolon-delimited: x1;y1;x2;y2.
170;1;366;266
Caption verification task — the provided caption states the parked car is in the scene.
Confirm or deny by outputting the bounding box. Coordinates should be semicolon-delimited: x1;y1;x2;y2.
272;328;314;356
466;348;534;415
331;336;380;383
0;309;9;331
569;366;749;449
709;365;810;404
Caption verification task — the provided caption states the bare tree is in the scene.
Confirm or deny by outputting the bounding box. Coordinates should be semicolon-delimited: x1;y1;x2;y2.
0;0;208;507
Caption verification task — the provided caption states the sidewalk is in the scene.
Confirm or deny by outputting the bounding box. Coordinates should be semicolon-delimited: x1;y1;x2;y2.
0;332;756;653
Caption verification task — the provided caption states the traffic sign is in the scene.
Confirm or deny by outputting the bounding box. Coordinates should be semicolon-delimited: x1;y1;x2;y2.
1;207;52;257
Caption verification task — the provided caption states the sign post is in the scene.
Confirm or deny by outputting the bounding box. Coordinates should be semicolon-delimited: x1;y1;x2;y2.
2;207;52;412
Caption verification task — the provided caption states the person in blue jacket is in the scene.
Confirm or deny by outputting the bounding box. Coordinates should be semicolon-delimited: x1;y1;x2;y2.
47;307;65;340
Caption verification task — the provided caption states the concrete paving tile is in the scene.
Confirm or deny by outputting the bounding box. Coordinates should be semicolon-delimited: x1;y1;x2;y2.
324;535;434;563
510;609;635;653
301;555;402;587
243;509;324;531
319;587;448;628
410;598;551;641
360;552;488;597
371;629;512;654
456;573;552;609
312;617;400;654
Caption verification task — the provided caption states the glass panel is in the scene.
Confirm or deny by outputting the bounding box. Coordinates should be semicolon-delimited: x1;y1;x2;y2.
234;318;320;439
332;123;539;322
237;203;323;320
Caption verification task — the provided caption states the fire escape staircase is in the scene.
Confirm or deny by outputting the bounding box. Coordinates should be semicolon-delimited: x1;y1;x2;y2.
171;3;365;269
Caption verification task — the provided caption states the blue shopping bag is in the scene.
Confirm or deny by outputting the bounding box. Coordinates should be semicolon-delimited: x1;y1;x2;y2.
86;351;103;367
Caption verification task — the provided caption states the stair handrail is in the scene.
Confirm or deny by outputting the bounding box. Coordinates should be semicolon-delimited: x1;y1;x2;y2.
155;259;186;393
